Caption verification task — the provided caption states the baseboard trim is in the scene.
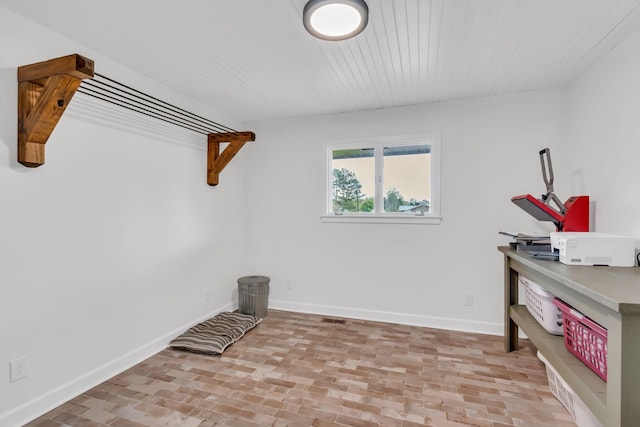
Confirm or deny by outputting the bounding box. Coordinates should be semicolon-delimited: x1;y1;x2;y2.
0;302;236;427
270;299;503;336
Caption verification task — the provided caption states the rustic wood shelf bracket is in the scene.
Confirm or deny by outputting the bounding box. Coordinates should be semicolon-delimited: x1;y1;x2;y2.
207;132;255;186
18;54;94;167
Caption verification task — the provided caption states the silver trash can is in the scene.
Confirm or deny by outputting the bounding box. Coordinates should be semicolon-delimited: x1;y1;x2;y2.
238;275;270;318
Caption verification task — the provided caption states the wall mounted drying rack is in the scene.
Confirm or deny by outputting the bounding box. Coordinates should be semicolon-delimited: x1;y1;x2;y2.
17;53;254;186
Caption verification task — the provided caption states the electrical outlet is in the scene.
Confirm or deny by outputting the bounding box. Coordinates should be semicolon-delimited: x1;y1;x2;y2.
464;293;474;307
10;356;28;383
285;279;293;290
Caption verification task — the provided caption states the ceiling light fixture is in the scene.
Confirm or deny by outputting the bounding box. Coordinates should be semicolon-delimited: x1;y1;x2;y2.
303;0;369;41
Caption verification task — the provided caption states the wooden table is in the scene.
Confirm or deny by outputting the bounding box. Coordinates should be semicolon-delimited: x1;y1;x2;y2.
500;246;640;426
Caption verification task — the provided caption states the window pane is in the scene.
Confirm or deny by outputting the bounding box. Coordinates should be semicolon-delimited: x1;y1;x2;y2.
383;145;431;213
331;148;374;213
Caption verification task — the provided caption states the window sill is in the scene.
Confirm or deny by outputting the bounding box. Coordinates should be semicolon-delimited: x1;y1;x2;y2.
320;214;442;225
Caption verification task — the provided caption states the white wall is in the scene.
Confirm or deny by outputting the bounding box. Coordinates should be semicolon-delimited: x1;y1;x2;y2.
243;90;567;333
0;7;248;426
565;25;640;239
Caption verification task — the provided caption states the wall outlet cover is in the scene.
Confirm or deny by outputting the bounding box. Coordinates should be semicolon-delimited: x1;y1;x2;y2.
464;293;474;307
10;356;28;382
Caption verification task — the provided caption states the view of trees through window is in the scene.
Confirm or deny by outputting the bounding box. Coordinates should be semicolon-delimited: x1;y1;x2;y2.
331;144;431;214
332;168;369;212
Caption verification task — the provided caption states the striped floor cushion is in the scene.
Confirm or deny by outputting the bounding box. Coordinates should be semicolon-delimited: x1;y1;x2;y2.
169;312;262;355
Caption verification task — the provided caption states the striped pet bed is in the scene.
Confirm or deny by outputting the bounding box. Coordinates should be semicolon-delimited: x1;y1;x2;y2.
169;312;262;355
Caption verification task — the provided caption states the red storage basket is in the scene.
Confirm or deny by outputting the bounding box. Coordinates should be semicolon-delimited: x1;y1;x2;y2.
553;298;608;381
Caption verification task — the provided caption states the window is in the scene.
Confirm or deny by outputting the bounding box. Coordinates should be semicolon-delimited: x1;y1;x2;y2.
323;134;441;224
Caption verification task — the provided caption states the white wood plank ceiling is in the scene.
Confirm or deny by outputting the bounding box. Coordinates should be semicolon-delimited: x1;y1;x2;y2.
2;0;640;122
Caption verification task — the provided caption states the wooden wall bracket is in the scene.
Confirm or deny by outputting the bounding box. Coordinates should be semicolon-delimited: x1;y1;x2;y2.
207;132;255;186
18;54;94;167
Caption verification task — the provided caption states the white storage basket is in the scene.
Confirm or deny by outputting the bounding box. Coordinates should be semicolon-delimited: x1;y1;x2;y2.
520;276;563;335
537;352;603;427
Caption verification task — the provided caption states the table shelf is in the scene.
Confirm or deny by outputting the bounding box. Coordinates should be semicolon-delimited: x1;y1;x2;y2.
510;305;606;411
500;246;640;427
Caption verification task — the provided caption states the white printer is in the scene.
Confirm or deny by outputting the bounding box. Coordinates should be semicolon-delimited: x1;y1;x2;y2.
550;232;636;267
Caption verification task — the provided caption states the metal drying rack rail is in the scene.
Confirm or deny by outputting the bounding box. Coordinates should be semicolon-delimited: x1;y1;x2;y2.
17;53;254;186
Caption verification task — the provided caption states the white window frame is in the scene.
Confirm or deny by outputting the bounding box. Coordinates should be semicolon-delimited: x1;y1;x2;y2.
321;134;442;224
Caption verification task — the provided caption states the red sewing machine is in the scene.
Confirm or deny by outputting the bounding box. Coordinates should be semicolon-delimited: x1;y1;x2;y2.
511;148;589;232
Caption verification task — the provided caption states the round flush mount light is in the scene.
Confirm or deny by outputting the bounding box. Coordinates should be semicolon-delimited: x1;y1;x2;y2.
303;0;369;41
